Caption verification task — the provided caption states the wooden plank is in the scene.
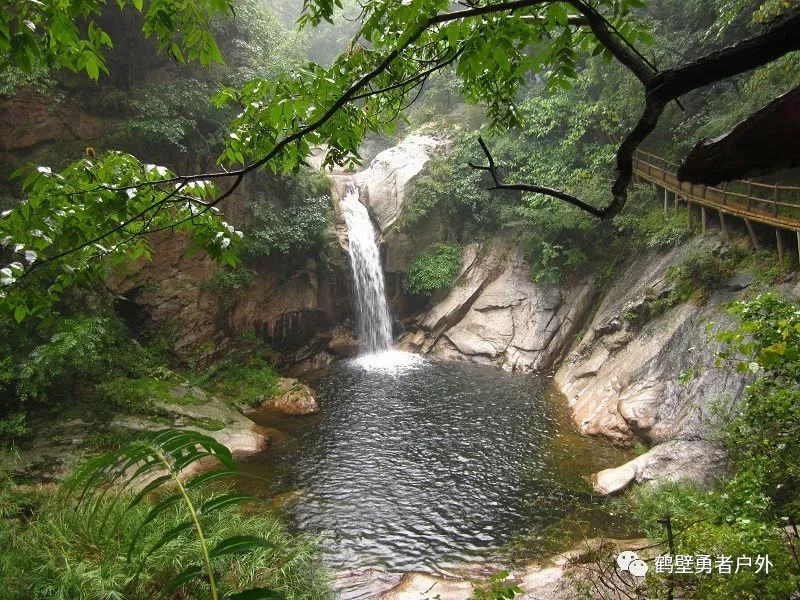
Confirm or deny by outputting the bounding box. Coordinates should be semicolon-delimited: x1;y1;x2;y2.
687;201;693;230
776;229;784;263
664;187;668;218
719;211;728;239
701;206;707;234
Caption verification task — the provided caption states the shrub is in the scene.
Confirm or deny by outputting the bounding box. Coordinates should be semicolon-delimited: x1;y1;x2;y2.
0;413;28;444
0;434;332;599
666;247;734;304
194;358;280;407
242;171;333;259
404;243;463;295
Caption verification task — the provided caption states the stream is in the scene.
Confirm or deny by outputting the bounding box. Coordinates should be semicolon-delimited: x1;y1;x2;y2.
242;354;630;576
240;184;630;593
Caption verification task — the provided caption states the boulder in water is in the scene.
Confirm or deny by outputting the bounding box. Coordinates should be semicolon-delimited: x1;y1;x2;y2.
264;378;319;415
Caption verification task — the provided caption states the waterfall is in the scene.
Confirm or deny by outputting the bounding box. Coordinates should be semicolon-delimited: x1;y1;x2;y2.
340;185;394;354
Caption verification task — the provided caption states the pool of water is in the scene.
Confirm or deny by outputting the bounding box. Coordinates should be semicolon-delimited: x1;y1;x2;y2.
242;352;630;575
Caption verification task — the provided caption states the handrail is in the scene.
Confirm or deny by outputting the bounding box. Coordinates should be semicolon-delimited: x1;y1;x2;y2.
632;149;800;232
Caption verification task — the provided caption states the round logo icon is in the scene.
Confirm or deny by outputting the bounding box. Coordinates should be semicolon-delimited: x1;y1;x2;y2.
628;558;649;577
616;550;639;571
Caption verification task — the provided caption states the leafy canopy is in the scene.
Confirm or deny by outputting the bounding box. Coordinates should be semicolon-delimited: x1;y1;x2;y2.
0;0;232;79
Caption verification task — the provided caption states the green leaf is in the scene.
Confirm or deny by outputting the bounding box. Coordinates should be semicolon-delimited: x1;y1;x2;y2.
163;564;204;597
210;535;274;559
226;589;285;600
14;305;26;323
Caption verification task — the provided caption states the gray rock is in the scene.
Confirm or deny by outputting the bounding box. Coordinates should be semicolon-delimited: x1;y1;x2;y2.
591;440;727;495
400;238;597;372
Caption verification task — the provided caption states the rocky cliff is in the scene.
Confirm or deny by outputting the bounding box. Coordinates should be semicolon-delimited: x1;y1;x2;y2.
399;238;596;372
398;231;784;494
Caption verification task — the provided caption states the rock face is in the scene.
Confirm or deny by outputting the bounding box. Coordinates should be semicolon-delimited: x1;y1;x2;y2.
353;133;452;233
400;238;597;372
554;236;751;492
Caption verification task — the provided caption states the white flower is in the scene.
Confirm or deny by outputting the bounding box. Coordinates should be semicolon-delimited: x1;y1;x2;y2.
235;230;244;238
126;188;137;199
43;217;56;229
748;362;761;373
30;229;44;238
0;236;11;246
37;165;51;174
226;224;235;234
0;209;11;218
215;231;224;239
24;250;37;264
13;243;24;253
220;237;231;249
8;262;24;272
0;268;12;277
0;276;14;286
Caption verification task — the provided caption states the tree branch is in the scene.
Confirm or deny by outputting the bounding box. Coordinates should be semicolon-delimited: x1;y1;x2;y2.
469;137;606;217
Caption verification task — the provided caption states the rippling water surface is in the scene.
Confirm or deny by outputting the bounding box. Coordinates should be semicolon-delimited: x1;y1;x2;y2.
244;352;627;574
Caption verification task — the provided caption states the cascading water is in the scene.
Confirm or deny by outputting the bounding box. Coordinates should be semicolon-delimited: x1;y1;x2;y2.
340;185;394;354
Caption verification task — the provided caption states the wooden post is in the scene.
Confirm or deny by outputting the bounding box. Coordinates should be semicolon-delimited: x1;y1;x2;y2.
722;182;728;205
796;231;800;267
701;205;707;234
687;201;693;230
773;184;779;217
719;211;728;239
664;187;669;218
674;191;678;215
777;229;784;263
745;218;759;251
747;181;752;210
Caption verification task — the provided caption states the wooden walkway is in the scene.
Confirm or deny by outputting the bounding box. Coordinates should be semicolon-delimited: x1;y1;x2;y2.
632;149;800;261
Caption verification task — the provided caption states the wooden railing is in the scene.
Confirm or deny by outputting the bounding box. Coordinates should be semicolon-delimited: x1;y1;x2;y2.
632;149;800;232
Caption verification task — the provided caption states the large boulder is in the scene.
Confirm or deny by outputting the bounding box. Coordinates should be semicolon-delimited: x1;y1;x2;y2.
591;440;728;495
262;378;319;416
400;238;597;372
353;133;451;233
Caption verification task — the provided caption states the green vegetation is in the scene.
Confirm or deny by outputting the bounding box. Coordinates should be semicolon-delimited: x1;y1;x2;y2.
193;358;280;408
404;243;463;296
471;570;523;600
622;293;800;599
666;246;736;305
0;431;331;599
241;171;333;259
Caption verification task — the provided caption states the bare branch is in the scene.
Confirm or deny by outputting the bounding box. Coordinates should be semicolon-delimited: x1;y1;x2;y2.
469;137;607;217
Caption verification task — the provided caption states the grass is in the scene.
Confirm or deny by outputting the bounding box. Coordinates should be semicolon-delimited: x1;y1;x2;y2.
0;472;333;600
192;358;280;408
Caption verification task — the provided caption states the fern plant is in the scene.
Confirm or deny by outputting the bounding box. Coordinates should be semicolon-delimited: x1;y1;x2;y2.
64;429;282;600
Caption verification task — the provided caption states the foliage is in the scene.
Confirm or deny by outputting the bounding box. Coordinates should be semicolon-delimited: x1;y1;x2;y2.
470;570;523;600
13;315;150;404
206;264;256;300
404;243;463;296
62;429;281;600
0;439;331;599
0;0;231;80
666;246;735;305
0;153;241;319
194;358;280;408
0;412;27;444
624;294;800;599
242;171;332;258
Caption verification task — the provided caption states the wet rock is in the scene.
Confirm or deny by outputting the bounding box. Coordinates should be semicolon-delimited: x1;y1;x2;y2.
555;237;747;445
264;378;319;415
352;133;451;233
591;440;728;495
400;238;597;372
328;326;359;357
